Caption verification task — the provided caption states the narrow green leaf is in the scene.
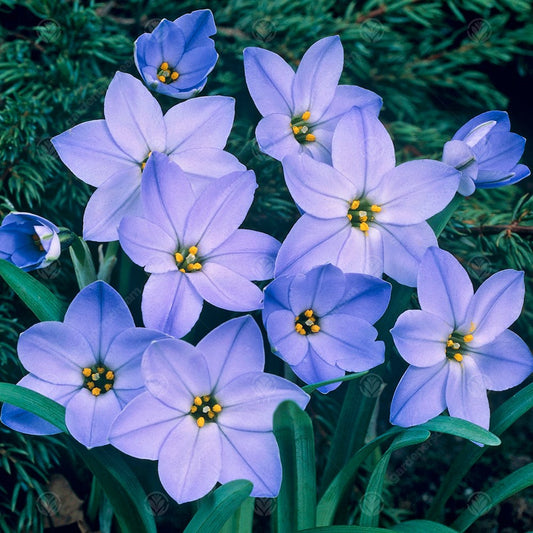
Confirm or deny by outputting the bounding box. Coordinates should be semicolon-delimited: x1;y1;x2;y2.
274;400;317;533
0;382;156;533
302;371;368;394
317;428;404;526
428;194;463;236
0;382;67;432
219;496;254;533
392;520;457;532
184;480;253;533
299;526;394;532
420;416;501;446
360;429;431;527
452;463;533;532
69;236;97;289
426;382;533;521
97;241;119;283
0;258;67;321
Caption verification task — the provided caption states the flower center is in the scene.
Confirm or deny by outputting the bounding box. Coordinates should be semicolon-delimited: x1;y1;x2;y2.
157;62;180;84
190;395;222;428
31;233;45;252
445;323;475;363
174;245;202;273
141;151;152;170
294;309;321;335
290;111;316;144
347;199;382;233
82;364;115;396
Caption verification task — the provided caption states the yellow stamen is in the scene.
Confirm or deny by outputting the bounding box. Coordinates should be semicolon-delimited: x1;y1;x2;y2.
104;384;112;391
453;353;463;362
97;367;105;373
190;405;197;413
208;411;215;419
298;329;307;335
92;387;101;396
106;370;114;380
360;215;368;222
302;111;311;121
197;417;205;428
351;200;360;210
82;368;91;377
187;264;195;271
463;334;474;343
468;322;476;333
447;340;454;347
295;323;303;331
360;222;369;232
158;75;166;83
170;71;179;80
174;252;184;263
194;396;202;406
203;395;210;402
347;214;352;221
311;324;320;333
212;404;222;413
304;309;313;318
370;205;382;212
193;262;202;270
160;62;169;70
179;268;186;273
305;133;316;142
292;125;301;135
87;382;95;390
189;246;198;255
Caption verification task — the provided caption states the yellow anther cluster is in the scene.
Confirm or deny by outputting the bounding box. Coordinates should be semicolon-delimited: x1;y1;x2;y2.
294;309;321;335
446;330;473;364
82;364;115;396
463;334;474;343
347;199;381;233
290;111;315;143
175;245;203;273
190;395;222;427
157;62;180;84
31;234;45;252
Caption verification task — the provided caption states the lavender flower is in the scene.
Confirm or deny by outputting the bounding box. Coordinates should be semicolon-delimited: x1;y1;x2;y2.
244;36;382;163
390;247;533;429
0;212;61;272
118;152;280;338
52;72;243;242
135;10;218;99
263;264;391;392
1;281;165;448
443;111;530;195
109;315;309;503
275;108;461;286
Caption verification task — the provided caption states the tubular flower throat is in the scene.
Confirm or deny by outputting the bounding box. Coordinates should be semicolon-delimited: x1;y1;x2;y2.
82;364;115;396
445;323;476;363
174;245;203;273
31;233;45;252
157;61;180;84
294;308;321;335
290;111;316;144
189;394;223;428
347;199;382;233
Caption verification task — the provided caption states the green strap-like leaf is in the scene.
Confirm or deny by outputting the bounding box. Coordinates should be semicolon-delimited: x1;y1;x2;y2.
184;480;253;533
0;258;67;321
0;382;156;533
219;496;254;533
426;382;533;521
392;520;458;532
69;236;97;289
299;526;394;532
274;400;317;533
317;428;404;526
428;194;463;236
452;463;533;532
419;416;500;446
359;429;431;527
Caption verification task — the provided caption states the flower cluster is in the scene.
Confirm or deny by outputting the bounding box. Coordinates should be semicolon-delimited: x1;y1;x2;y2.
1;7;531;510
